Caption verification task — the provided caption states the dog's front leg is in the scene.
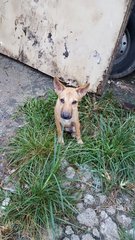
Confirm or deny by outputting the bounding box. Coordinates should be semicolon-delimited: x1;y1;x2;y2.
74;121;83;144
55;116;64;144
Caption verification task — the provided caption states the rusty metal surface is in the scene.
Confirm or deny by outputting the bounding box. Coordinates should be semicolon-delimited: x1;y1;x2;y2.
0;0;132;92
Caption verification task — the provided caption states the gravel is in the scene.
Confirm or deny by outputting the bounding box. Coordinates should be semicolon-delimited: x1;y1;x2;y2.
77;208;99;228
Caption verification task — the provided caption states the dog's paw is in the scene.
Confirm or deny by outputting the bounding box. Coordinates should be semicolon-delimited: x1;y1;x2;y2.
58;137;64;145
77;139;83;144
71;132;76;138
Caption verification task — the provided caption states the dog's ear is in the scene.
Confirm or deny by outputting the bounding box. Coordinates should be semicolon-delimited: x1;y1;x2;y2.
76;83;90;98
54;77;65;94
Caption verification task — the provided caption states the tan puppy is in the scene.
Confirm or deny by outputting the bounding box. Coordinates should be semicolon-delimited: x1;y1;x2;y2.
54;77;90;144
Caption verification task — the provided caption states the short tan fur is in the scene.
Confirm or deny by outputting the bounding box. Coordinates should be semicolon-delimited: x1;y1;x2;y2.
54;77;90;144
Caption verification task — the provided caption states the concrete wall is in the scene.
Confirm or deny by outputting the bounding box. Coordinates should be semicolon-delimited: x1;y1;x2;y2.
0;0;132;92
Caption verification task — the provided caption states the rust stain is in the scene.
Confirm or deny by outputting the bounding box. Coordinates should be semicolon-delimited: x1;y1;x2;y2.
86;76;90;83
47;32;54;44
51;61;60;75
97;68;109;95
22;26;28;35
54;24;58;30
0;47;18;60
15;14;25;28
96;80;104;95
38;50;44;58
22;26;40;46
63;42;69;58
18;49;28;63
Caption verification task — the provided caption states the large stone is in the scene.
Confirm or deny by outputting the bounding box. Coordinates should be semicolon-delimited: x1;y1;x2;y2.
84;194;95;205
100;210;108;220
78;164;92;183
92;228;100;238
106;206;116;215
98;194;107;204
100;216;120;240
92;175;102;192
116;214;132;228
65;225;74;235
82;233;95;240
76;202;84;212
71;234;80;240
77;208;98;228
66;167;75;179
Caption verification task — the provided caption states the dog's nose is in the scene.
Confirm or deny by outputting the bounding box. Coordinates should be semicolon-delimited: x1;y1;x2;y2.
61;112;72;120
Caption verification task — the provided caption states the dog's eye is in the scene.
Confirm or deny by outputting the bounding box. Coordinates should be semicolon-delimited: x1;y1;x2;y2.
60;98;65;103
72;100;77;104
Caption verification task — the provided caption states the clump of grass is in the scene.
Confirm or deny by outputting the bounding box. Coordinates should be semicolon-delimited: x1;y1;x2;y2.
63;92;135;191
2;91;76;238
8;91;56;166
2;90;135;238
119;228;133;240
3;144;76;236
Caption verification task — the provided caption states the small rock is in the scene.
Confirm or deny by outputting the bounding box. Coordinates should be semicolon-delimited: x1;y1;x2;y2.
73;191;82;201
0;162;6;177
84;194;95;205
81;174;91;183
92;175;102;192
1;197;10;208
78;164;92;183
116;204;124;211
100;211;108;220
66;167;75;179
8;168;16;174
77;208;98;228
116;199;124;211
76;202;84;212
2;182;16;193
76;183;81;189
65;225;74;235
62;181;71;188
116;214;132;228
82;233;95;240
81;183;86;190
92;228;100;238
98;194;107;204
106;206;116;215
100;216;120;240
71;234;80;240
61;159;69;170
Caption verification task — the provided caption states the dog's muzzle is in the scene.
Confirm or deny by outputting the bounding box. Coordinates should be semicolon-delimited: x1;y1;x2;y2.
61;112;72;120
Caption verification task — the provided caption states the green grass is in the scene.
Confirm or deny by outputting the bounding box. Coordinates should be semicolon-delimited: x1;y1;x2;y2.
119;228;134;240
1;92;77;239
63;92;135;191
1;90;135;239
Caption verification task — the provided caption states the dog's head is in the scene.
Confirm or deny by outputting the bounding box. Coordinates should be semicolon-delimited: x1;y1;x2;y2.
54;77;90;120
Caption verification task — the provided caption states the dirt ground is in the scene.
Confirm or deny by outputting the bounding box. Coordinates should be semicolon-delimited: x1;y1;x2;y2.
0;54;53;146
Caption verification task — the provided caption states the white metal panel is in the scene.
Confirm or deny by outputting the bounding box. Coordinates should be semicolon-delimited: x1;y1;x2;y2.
0;0;132;92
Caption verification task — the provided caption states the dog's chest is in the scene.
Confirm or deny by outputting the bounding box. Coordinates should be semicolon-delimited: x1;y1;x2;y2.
60;118;72;128
60;118;75;133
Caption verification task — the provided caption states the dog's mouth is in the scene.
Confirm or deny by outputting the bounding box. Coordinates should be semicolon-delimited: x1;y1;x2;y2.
61;112;72;120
